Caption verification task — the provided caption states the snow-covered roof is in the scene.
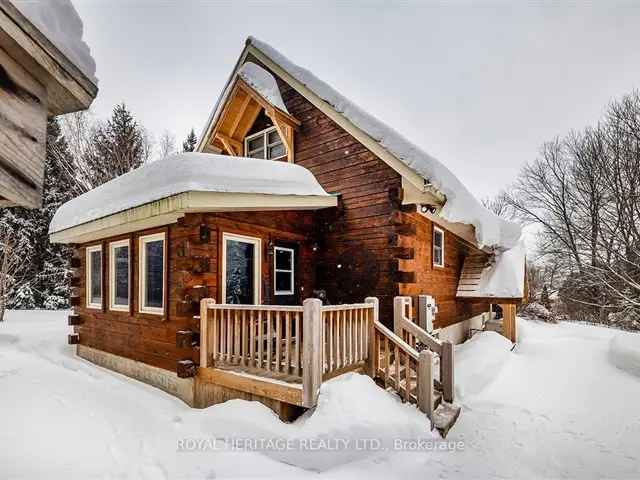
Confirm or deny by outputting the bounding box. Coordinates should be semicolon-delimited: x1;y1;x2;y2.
238;62;288;114
242;37;521;250
457;241;526;299
12;0;97;84
49;153;334;234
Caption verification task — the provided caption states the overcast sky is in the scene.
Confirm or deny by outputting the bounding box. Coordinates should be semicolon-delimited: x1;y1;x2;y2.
73;0;640;201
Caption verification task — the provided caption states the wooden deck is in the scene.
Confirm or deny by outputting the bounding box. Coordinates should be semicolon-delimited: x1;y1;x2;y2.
197;296;460;434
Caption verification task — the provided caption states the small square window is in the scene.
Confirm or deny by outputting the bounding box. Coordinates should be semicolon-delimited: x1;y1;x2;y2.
245;127;286;160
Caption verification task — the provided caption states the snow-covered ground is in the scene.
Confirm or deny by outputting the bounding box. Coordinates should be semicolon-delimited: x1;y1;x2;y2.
1;311;639;479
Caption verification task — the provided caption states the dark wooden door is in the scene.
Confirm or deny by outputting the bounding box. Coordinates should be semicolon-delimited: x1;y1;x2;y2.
272;242;298;305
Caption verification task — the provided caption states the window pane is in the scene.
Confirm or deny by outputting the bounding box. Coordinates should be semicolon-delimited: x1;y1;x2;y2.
90;251;102;304
275;249;292;270
114;246;129;306
248;148;264;159
433;247;442;266
226;240;255;304
248;136;264;151
145;240;164;308
434;230;443;247
268;143;285;159
267;130;281;145
276;271;292;293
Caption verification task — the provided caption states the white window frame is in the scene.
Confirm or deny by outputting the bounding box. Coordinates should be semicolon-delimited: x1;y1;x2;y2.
221;232;262;305
244;126;286;160
274;247;295;296
139;232;166;315
109;239;130;312
433;226;445;268
85;244;102;309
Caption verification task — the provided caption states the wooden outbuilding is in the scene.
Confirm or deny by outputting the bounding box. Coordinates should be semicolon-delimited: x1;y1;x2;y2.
0;0;97;208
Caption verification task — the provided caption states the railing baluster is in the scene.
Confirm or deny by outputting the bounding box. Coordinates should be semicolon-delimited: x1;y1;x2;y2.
285;311;291;375
394;344;400;391
249;310;255;368
295;311;300;377
329;310;334;372
383;335;389;386
257;310;263;369
404;350;410;402
227;309;233;364
266;310;272;371
275;311;281;373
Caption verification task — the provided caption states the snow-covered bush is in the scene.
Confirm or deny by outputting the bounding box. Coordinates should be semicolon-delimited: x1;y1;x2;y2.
609;332;640;378
608;309;640;330
520;302;552;321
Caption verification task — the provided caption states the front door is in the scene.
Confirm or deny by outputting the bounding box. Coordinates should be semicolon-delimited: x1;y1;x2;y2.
222;233;261;304
273;243;298;305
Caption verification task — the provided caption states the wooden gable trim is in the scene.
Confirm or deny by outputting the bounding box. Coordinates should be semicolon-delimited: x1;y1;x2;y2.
208;77;300;162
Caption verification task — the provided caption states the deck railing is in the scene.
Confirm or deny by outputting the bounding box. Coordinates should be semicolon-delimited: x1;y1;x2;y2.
199;302;304;380
199;296;450;418
393;296;454;402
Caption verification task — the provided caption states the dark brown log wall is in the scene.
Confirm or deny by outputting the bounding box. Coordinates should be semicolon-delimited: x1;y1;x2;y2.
398;212;490;328
72;210;315;371
274;72;403;323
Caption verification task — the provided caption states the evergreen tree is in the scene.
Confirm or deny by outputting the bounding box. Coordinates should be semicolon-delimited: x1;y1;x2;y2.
38;118;75;309
182;128;198;152
86;103;146;186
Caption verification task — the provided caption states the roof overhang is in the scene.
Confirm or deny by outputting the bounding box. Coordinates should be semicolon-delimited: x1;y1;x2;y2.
0;0;97;115
50;190;338;244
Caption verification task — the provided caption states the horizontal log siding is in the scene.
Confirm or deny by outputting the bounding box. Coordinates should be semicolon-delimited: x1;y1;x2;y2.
398;212;490;328
74;210;315;372
275;72;403;325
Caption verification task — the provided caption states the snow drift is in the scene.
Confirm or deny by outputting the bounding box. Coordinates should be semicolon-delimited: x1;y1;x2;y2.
454;331;513;399
12;0;97;83
609;332;640;378
248;36;522;249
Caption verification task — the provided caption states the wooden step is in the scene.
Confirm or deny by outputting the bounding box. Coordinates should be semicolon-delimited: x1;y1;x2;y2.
432;402;461;438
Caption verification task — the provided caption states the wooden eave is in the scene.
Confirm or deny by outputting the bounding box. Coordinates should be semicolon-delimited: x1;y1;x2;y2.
0;0;98;115
204;76;300;162
456;253;526;304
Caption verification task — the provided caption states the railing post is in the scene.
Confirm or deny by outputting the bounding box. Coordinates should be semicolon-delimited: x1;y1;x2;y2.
441;340;454;403
393;296;408;337
302;298;323;408
365;297;378;378
199;298;210;368
418;349;435;427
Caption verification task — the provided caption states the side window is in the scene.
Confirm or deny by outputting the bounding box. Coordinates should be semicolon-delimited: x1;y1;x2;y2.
109;240;130;311
139;233;165;314
274;247;294;296
433;226;444;268
86;245;102;308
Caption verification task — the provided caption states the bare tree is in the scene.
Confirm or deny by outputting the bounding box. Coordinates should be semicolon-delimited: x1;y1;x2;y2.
157;130;176;160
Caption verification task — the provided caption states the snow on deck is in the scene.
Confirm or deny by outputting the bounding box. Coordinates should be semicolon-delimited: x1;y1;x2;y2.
49;152;333;233
238;62;289;114
248;37;522;250
1;311;639;478
12;0;97;83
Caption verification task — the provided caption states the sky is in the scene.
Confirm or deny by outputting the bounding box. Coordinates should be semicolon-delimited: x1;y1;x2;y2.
71;0;640;202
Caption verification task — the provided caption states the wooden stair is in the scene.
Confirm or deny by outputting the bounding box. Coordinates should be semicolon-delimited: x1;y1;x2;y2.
377;353;461;437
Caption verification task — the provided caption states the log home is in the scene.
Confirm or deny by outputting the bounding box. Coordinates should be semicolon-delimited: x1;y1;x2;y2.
49;37;525;429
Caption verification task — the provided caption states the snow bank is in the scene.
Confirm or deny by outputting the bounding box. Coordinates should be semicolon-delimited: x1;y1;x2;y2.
248;37;521;249
238;62;288;113
609;332;640;378
12;0;97;83
454;331;512;399
49;152;332;233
